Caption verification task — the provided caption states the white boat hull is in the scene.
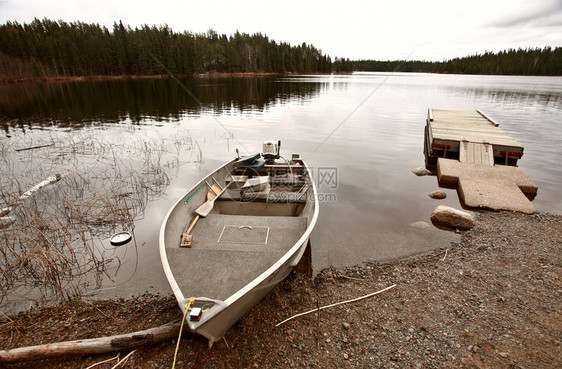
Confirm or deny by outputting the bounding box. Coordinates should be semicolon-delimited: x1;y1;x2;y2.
159;155;318;345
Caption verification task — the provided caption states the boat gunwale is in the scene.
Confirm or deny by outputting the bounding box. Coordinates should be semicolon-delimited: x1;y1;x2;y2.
224;161;318;305
158;157;319;308
158;159;235;305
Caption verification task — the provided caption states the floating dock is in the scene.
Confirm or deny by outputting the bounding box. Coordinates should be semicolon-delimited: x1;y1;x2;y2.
423;109;537;214
424;109;524;168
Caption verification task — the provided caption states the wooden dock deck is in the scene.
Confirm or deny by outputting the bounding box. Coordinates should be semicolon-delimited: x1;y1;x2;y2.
424;109;524;168
424;109;537;214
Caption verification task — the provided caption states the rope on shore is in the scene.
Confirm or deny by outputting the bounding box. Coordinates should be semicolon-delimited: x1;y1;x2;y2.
172;298;194;369
275;284;397;327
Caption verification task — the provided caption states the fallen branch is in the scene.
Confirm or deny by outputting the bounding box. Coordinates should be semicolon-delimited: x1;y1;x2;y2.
0;320;181;363
0;174;62;217
0;215;16;228
275;284;396;327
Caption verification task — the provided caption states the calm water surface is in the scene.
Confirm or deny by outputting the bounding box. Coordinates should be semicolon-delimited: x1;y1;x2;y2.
1;72;561;304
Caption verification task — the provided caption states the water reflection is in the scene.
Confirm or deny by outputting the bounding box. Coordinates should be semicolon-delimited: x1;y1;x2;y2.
0;76;325;130
1;73;561;311
447;86;562;110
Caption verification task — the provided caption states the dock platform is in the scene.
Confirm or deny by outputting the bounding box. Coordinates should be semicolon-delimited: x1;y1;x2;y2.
424;109;537;214
424;109;524;168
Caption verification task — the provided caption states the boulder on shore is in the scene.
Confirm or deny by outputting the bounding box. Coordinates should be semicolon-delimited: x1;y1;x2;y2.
429;190;447;199
430;205;475;230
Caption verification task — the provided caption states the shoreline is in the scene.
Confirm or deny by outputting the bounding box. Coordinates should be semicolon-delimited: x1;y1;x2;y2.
2;71;559;85
1;210;560;368
0;72;292;84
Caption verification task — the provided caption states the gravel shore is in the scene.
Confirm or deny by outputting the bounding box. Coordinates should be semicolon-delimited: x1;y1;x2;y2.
1;210;560;368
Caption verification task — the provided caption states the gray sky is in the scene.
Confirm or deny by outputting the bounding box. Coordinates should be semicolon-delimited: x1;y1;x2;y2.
1;0;561;61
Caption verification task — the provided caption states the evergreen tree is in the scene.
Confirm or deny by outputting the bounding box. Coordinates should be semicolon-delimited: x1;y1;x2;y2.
0;18;333;79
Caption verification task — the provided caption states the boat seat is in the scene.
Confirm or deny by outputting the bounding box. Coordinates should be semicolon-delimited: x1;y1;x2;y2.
270;178;306;187
221;190;307;203
267;191;307;203
235;158;265;173
234;153;261;166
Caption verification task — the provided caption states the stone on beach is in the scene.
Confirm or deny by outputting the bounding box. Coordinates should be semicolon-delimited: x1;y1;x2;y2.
430;205;475;230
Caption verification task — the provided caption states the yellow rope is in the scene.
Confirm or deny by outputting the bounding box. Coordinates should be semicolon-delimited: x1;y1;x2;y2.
171;297;194;369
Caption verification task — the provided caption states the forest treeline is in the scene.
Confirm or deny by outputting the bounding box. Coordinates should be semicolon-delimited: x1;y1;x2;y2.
0;18;560;80
0;18;332;80
351;47;562;75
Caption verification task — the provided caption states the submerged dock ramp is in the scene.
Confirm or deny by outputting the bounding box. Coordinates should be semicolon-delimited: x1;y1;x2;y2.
425;109;537;214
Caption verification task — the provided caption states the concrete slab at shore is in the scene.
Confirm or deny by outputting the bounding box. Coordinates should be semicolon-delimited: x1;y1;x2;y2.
437;158;537;214
424;108;538;214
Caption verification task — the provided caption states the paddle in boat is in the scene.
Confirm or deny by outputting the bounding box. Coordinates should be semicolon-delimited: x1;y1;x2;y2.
159;140;319;346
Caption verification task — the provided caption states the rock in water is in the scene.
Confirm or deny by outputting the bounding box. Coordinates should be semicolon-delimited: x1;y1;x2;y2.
430;205;475;230
429;190;447;199
412;167;432;176
410;221;431;229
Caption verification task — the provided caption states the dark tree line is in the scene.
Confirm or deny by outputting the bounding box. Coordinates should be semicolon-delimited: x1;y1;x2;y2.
332;57;354;73
0;18;332;80
1;18;559;79
353;47;562;76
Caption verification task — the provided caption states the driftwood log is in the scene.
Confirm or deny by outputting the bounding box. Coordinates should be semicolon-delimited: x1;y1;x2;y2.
0;320;182;363
0;174;63;218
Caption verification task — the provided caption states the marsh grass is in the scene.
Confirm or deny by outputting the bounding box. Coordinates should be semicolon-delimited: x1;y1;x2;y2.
0;124;195;309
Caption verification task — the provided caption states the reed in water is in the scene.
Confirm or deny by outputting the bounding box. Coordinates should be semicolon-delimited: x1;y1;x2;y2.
0;125;195;308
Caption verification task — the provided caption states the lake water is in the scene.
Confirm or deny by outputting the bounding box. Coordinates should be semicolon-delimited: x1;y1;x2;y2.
1;72;561;307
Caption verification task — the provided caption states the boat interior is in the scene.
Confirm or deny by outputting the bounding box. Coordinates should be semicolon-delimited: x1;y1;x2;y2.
166;156;314;301
216;160;310;217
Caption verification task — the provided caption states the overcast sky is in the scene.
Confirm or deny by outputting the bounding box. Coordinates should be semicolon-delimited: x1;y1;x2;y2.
1;0;561;61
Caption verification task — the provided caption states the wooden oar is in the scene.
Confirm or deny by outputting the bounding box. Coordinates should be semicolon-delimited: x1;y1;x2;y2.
180;183;222;248
206;181;221;200
186;183;221;234
195;182;232;218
